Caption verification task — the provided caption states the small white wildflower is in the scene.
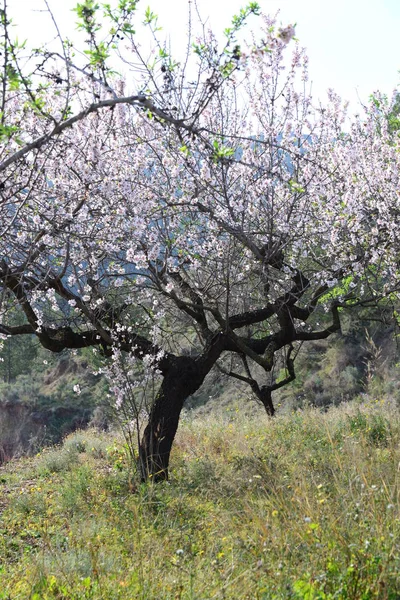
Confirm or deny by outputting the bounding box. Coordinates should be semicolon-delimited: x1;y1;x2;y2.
278;24;295;44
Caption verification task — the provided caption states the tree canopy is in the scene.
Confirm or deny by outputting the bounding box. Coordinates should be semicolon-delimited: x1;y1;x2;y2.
1;0;399;479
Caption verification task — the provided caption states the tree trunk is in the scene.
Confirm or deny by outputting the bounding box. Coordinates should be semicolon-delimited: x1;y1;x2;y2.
259;387;275;417
139;356;207;482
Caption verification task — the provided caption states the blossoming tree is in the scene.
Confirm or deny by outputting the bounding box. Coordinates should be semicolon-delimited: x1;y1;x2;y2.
1;0;399;480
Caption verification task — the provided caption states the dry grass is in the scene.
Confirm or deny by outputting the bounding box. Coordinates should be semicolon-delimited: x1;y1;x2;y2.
0;400;399;599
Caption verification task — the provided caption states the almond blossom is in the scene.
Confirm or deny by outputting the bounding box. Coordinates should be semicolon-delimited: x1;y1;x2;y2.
0;5;399;480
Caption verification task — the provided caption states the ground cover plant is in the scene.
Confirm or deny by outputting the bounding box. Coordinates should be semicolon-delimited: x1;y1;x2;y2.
0;400;399;599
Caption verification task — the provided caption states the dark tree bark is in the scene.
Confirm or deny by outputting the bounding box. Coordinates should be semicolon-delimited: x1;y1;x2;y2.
257;387;275;416
138;356;210;481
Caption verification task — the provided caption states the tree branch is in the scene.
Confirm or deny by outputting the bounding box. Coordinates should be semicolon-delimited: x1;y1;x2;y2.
0;94;201;174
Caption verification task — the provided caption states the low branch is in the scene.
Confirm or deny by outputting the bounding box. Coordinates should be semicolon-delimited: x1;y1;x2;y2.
229;305;276;329
295;303;341;341
269;345;295;392
0;323;35;336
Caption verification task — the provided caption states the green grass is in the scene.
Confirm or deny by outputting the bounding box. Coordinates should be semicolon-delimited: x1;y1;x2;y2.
0;401;399;599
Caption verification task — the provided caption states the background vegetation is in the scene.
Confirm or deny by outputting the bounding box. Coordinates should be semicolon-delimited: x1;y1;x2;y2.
1;313;399;462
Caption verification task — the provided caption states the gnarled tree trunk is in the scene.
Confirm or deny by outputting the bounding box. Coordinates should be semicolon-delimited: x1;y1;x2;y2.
138;356;208;481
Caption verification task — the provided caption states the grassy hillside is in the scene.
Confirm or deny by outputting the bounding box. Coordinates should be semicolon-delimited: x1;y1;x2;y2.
1;400;399;599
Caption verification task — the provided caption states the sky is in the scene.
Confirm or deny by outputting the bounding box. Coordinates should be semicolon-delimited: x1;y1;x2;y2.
9;0;400;112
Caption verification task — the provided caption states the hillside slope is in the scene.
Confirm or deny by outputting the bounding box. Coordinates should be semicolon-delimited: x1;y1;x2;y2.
0;403;399;599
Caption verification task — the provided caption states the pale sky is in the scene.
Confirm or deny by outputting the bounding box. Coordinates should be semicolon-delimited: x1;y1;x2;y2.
10;0;400;111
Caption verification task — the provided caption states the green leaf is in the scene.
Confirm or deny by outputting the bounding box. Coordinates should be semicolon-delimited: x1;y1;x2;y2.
144;6;157;25
0;122;21;142
180;145;190;157
289;179;305;194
